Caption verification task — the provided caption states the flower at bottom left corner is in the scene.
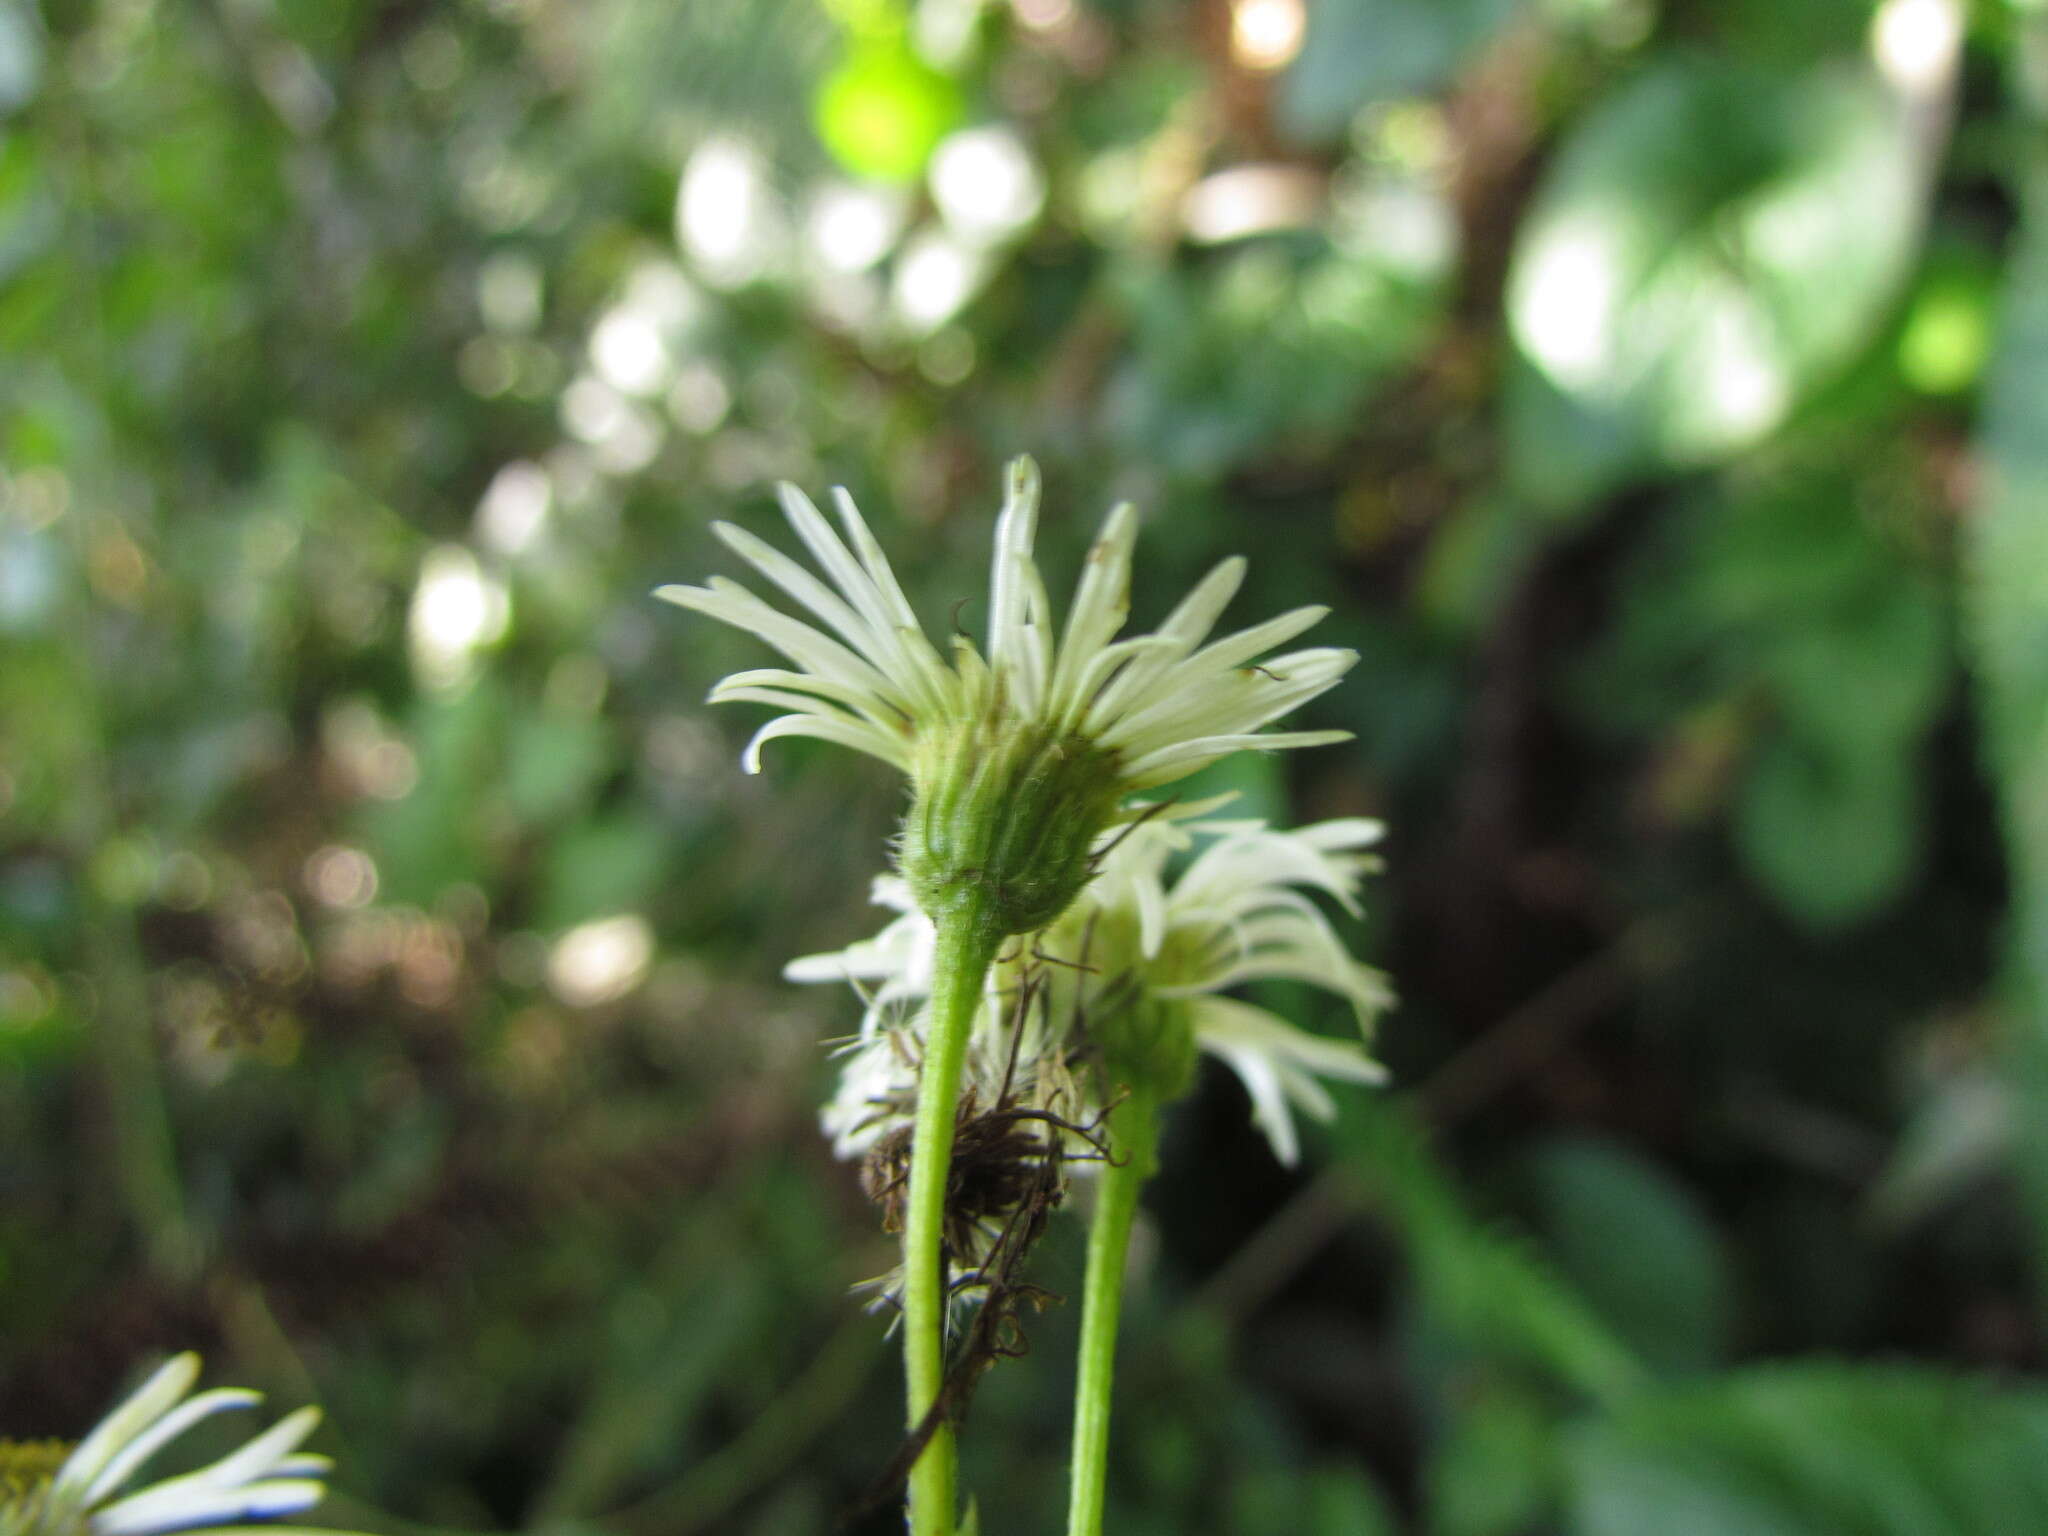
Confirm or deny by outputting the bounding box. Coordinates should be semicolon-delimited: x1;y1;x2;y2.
1;1353;349;1536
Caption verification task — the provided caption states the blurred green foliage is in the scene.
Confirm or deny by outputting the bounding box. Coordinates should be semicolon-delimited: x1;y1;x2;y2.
3;0;2047;1531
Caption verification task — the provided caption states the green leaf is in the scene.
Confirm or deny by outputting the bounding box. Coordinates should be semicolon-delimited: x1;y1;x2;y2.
1756;561;1946;758
1734;732;1918;931
538;813;668;930
1414;494;1544;637
1231;1465;1399;1536
1566;1364;2048;1536
1522;1136;1734;1376
1107;237;1441;475
360;685;504;906
1311;1466;1402;1536
1279;0;1515;144
0;0;42;116
505;711;612;825
1426;1379;1560;1536
1499;353;1645;514
1506;60;1924;486
1967;131;2048;1305
1335;1098;1647;1404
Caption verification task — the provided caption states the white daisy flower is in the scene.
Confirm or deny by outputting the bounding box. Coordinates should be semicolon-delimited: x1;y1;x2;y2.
816;979;1080;1165
785;874;935;1048
796;813;1392;1167
1;1354;341;1536
658;456;1355;937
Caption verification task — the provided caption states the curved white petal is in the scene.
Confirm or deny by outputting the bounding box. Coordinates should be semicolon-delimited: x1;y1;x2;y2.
56;1355;204;1499
83;1390;263;1504
1205;1036;1301;1166
1047;504;1137;715
740;713;905;774
95;1477;325;1536
1122;730;1353;788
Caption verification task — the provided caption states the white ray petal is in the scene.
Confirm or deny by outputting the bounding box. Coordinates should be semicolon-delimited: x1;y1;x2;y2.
56;1355;203;1498
84;1391;263;1503
1048;504;1136;712
656;580;907;708
986;456;1040;667
712;520;900;677
1122;730;1353;788
95;1478;326;1535
1205;1039;1301;1166
711;667;914;727
740;713;905;773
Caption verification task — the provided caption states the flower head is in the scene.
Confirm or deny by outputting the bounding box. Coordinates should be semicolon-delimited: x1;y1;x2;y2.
658;457;1355;937
819;966;1096;1328
2;1355;340;1536
797;811;1392;1167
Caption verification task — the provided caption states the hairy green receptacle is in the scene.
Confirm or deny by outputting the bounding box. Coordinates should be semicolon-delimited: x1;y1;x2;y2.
900;719;1124;941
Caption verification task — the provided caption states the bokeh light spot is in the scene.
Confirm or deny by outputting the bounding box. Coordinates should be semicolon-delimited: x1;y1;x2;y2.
814;40;962;184
678;138;784;287
409;545;509;692
548;914;654;1007
1899;285;1990;394
809;181;906;272
474;460;552;557
929;125;1044;245
1871;0;1963;95
1230;0;1305;71
306;846;379;910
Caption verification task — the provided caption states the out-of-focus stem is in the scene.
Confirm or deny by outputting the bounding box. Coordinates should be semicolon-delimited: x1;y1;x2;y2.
1066;1086;1157;1536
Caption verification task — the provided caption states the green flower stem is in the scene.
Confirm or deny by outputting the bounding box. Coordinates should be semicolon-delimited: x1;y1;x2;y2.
1066;1084;1159;1536
902;909;1002;1536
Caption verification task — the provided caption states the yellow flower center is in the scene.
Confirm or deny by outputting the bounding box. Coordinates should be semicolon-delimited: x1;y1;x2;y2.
0;1441;81;1536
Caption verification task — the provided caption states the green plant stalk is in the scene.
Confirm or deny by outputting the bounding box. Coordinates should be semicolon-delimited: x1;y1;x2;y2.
902;910;1002;1536
1066;1085;1159;1536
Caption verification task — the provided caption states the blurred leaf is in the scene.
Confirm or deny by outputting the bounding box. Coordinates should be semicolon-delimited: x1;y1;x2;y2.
1582;464;1946;928
1868;1071;2010;1231
1967;124;2048;1303
536;1220;758;1521
538;812;669;930
1500;353;1646;512
1108;238;1440;475
0;126;54;288
362;688;505;909
1310;1465;1402;1536
1231;1463;1398;1536
1566;1364;2048;1536
1279;0;1515;144
1413;494;1542;638
1692;480;1875;627
1760;571;1944;760
1426;1378;1560;1536
1734;733;1917;931
1521;1136;1734;1376
506;712;613;826
1336;1098;1646;1404
361;686;504;905
1711;0;1871;67
0;0;41;116
1507;60;1924;488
